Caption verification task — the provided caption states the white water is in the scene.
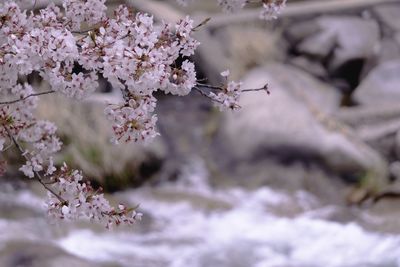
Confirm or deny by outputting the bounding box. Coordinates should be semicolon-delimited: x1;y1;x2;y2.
1;161;400;267
57;187;400;267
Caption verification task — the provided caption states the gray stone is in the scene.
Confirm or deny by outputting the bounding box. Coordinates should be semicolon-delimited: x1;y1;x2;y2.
297;16;380;70
373;4;400;31
389;161;400;181
362;38;400;79
354;60;400;105
0;242;117;267
36;93;166;189
297;29;336;58
290;56;328;78
377;38;400;64
285;20;320;43
194;24;284;83
323;16;380;71
395;32;400;46
216;63;387;192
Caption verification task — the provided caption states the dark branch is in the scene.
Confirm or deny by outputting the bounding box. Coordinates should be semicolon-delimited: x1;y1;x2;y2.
0;90;56;106
195;82;270;94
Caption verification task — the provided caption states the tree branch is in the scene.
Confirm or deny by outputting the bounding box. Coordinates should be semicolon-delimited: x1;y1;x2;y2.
2;125;66;203
0;90;56;106
196;82;270;94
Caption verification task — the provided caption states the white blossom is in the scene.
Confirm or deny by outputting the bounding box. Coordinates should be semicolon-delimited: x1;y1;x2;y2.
163;60;196;96
217;0;247;13
104;95;159;144
62;0;107;30
46;164;142;228
260;0;287;21
0;0;274;227
178;0;286;20
209;71;243;110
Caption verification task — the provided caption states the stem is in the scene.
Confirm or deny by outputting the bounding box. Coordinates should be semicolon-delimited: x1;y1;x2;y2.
0;90;56;106
196;83;223;90
196;82;270;94
193;86;224;105
3;125;66;203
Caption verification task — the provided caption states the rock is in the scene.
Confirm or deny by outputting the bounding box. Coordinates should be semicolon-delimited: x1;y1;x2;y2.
296;16;380;70
377;38;400;64
354;60;400;105
373;4;400;32
362;38;400;79
395;32;400;46
297;28;336;58
0;242;117;267
289;56;328;78
334;104;400;162
285;20;320;44
36;93;166;191
194;24;284;82
214;63;388;194
389;161;400;181
213;25;285;80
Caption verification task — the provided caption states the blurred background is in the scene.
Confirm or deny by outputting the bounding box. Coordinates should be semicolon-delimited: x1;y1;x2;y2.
1;0;400;266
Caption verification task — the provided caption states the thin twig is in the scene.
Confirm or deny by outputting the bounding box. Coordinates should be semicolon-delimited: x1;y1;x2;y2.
0;90;56;106
196;82;270;94
196;83;222;90
193;86;212;98
3;125;66;203
193;17;211;32
193;86;225;105
242;85;270;94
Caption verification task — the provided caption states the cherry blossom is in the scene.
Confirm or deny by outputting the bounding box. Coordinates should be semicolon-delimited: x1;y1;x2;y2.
46;163;142;228
217;0;247;13
208;70;243;111
177;0;287;20
0;0;283;227
260;0;287;21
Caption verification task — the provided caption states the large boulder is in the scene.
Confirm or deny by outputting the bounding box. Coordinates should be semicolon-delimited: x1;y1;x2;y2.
354;60;400;106
36;93;166;191
296;16;380;71
194;23;284;83
372;4;400;32
213;63;387;194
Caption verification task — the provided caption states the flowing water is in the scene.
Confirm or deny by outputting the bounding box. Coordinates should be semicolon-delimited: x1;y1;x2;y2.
1;160;400;267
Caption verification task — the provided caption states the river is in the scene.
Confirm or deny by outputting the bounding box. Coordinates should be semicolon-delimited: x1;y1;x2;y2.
0;161;400;267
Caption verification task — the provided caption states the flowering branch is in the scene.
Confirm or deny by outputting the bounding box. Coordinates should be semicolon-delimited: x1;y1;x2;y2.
193;70;270;110
177;0;287;20
0;0;285;227
196;82;270;93
2;124;66;203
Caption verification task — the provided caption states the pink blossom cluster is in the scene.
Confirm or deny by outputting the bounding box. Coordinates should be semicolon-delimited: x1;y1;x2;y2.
47;163;142;228
0;0;200;227
177;0;287;20
209;70;243;110
0;0;282;227
260;0;287;20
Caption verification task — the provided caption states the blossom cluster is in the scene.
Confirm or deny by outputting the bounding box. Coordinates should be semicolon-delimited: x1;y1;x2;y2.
47;163;142;228
0;0;283;227
0;0;203;227
177;0;287;20
209;70;243;110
